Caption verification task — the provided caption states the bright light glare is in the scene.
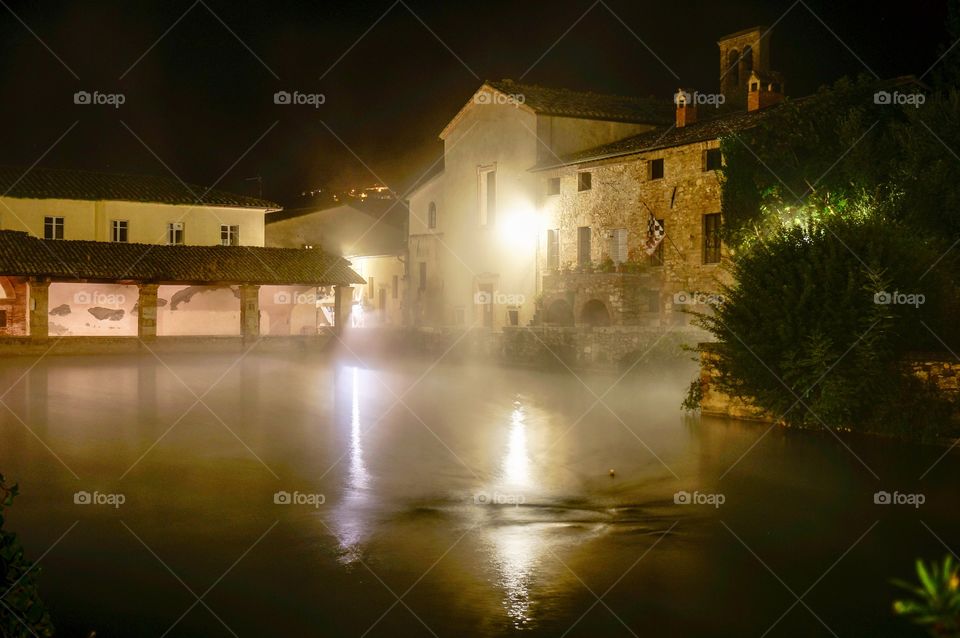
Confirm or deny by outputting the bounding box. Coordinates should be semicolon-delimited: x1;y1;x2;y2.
497;200;539;247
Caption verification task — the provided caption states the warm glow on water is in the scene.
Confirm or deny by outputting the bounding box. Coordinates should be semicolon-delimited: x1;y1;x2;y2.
0;352;957;636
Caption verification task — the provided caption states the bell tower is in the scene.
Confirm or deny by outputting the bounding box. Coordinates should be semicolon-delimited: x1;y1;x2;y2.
717;26;771;106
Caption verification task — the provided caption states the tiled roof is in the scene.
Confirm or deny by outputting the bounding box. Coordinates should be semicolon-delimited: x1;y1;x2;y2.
532;106;776;170
486;79;673;124
0;166;281;209
0;230;364;286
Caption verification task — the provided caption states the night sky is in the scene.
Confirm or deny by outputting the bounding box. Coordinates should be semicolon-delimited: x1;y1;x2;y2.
0;0;949;206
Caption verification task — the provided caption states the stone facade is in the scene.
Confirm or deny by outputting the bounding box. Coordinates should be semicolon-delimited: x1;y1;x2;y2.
537;138;731;327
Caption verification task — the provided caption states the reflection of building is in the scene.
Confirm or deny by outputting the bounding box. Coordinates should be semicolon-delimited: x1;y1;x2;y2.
265;197;407;326
404;27;784;331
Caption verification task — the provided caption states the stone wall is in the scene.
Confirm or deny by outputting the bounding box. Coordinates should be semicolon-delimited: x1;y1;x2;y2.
537;135;732;326
698;349;960;422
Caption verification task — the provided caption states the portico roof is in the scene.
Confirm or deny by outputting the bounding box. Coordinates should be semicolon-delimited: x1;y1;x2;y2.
0;230;364;286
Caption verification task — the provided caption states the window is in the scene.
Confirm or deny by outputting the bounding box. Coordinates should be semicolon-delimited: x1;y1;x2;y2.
0;309;6;327
577;226;591;266
392;275;399;299
650;219;665;266
704;148;722;172
220;224;239;246
111;220;128;243
609;228;628;264
649;158;664;180
546;177;561;196
167;222;184;245
427;202;437;229
578;172;592;191
367;276;375;299
478;166;496;226
418;262;427;291
507;309;519;327
43;216;64;240
703;213;722;264
546;229;559;270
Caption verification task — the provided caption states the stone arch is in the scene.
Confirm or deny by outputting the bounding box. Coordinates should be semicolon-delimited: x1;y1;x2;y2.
544;298;574;326
580;299;611;327
740;45;754;80
727;49;741;87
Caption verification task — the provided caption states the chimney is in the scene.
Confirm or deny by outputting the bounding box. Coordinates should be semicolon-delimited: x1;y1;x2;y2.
747;70;785;111
674;89;697;128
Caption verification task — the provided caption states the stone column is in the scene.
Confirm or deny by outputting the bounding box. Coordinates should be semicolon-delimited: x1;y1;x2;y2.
334;285;354;336
239;284;261;338
28;278;50;339
137;283;159;340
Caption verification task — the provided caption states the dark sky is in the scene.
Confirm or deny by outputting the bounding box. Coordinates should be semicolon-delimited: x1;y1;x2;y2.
0;0;949;206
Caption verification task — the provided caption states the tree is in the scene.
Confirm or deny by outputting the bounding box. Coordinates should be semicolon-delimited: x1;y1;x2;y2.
0;475;54;637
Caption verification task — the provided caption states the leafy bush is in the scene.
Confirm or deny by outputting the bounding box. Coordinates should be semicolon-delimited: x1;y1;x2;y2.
1;474;54;637
893;555;960;636
693;207;959;437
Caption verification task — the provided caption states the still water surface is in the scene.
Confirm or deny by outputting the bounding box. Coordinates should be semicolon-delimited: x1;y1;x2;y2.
0;350;957;636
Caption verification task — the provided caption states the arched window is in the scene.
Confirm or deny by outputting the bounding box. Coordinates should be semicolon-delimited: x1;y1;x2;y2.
740;45;754;85
727;49;741;87
428;202;437;229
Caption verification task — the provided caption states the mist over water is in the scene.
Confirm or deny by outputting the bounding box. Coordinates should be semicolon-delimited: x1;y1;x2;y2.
0;348;954;636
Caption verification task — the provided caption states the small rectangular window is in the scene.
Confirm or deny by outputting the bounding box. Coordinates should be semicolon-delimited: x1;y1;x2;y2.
367;276;375;299
703;213;722;264
43;216;64;240
478;166;496;226
546;229;559;270
577;226;591;266
546;177;561;196
427;203;437;229
704;148;722;171
0;309;6;327
167;222;184;245
419;262;427;291
220;224;239;246
392;275;399;299
111;220;128;243
609;228;628;264
649;158;664;180
577;172;592;191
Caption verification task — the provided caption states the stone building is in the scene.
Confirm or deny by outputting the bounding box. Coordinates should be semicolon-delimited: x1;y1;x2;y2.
404;25;782;334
